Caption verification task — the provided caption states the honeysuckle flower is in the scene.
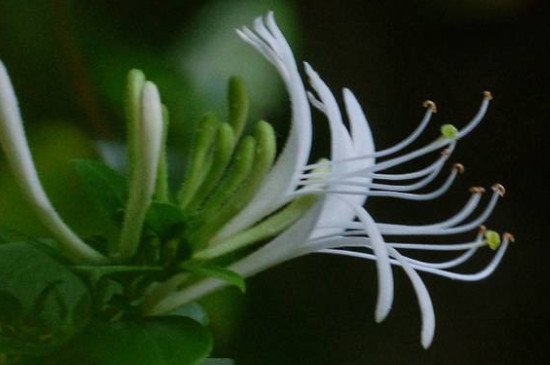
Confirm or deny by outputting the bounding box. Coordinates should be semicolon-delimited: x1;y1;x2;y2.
0;11;512;351
142;12;512;348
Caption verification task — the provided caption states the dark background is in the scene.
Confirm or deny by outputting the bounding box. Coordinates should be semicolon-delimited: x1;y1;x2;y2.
1;0;548;363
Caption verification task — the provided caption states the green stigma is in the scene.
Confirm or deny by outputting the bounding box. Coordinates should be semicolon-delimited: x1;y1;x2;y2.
485;230;501;250
440;124;458;139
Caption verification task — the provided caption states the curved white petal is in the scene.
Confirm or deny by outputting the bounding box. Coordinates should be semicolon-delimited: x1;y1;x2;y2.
0;60;107;264
304;63;360;239
387;247;435;348
215;12;312;242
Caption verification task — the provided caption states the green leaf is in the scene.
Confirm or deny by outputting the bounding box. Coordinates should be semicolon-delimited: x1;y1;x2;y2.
201;359;235;365
46;317;212;365
169;302;210;326
145;202;186;240
0;335;52;356
74;159;128;224
0;242;91;336
186;265;246;293
0;290;21;323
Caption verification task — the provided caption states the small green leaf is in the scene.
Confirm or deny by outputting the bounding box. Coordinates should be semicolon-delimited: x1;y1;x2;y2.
169;302;210;326
74;159;128;224
186;265;246;293
46;317;212;365
0;242;91;336
145;202;186;240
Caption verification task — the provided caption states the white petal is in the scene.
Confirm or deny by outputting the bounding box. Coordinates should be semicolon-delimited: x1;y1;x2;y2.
118;82;164;260
215;14;312;242
0;60;107;264
387;247;435;349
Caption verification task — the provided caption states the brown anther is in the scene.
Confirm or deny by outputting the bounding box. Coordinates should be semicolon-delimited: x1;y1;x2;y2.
422;100;438;113
453;163;465;174
483;91;493;100
492;183;506;197
479;225;487;235
503;232;516;243
469;186;486;194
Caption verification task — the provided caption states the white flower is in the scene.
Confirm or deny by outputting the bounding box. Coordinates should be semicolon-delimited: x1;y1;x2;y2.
0;12;511;349
143;12;512;348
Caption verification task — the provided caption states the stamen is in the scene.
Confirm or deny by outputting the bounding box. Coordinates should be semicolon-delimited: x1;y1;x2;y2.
378;187;501;236
360;166;459;200
453;163;465;174
370;150;452;181
305;98;437;170
492;183;506;197
485;230;501;250
319;233;509;282
441;124;458;139
301;141;455;182
422;100;438;113
503;232;516;243
303;159;459;195
469;186;486;194
305;92;492;178
306;234;486;252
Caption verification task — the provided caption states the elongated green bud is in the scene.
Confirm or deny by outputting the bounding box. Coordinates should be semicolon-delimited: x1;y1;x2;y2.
155;105;170;202
205;121;277;244
187;122;236;211
188;136;256;250
200;136;256;218
118;82;164;261
228;76;249;141
178;113;219;209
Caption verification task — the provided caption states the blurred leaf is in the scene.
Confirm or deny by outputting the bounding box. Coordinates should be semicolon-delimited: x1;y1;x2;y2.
46;317;212;365
0;242;91;334
169;301;210;326
145;202;186;240
187;265;246;293
177;0;300;123
201;359;235;365
0;335;53;356
0;290;22;323
74;159;128;224
0;121;106;237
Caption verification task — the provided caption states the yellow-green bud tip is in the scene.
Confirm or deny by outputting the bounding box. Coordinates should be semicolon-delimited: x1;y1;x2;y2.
441;124;458;139
485;230;501;250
